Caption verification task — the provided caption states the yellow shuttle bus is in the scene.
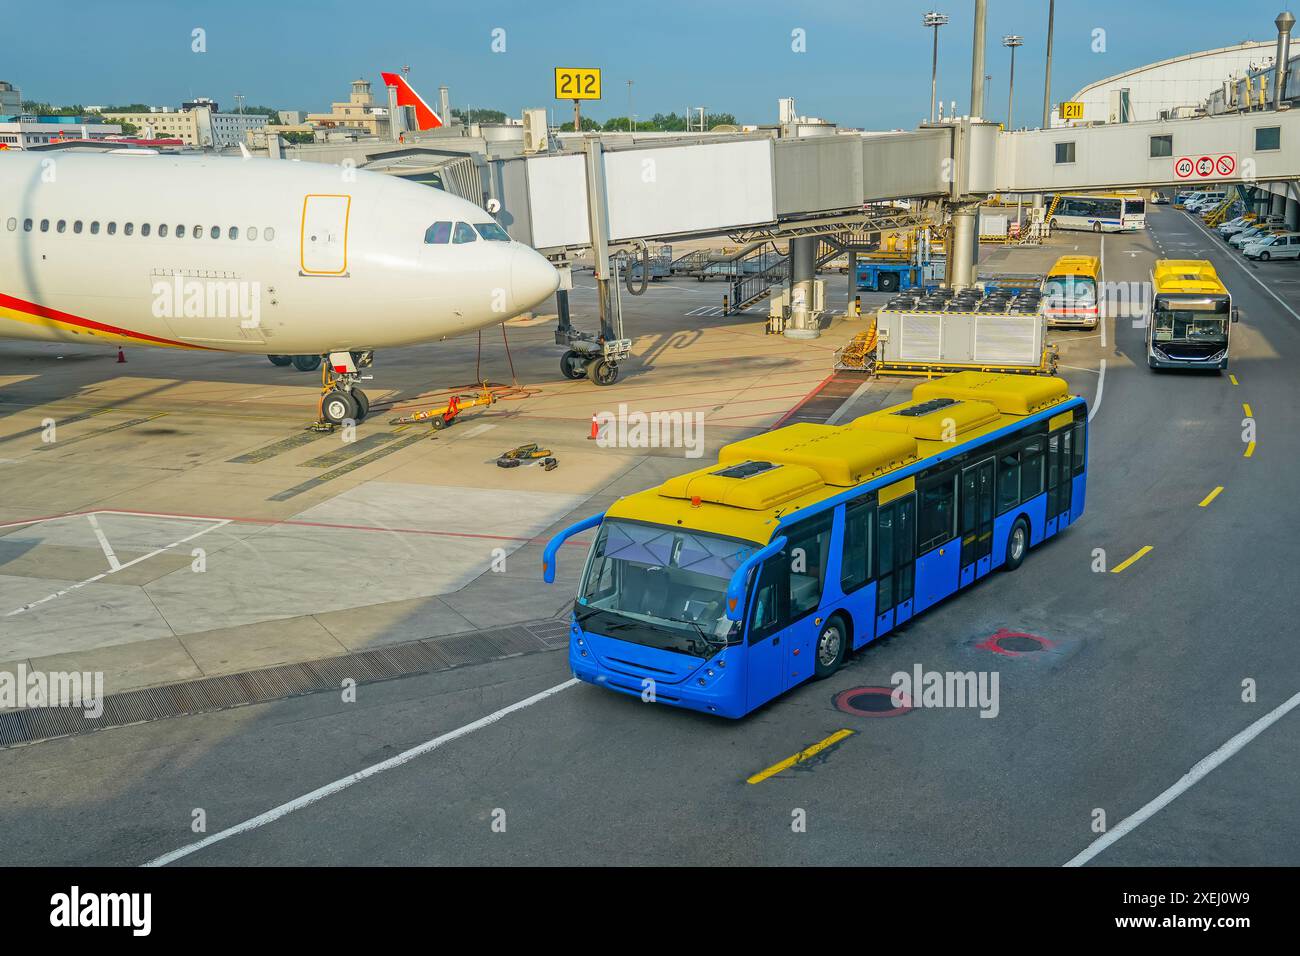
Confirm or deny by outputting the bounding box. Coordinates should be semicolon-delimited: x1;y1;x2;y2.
1042;255;1101;329
1146;259;1238;371
543;372;1089;718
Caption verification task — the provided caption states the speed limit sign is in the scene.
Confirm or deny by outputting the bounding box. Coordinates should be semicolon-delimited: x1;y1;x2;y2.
1174;157;1194;178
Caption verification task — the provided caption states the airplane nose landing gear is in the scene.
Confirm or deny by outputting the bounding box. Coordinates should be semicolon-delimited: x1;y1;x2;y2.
314;350;374;428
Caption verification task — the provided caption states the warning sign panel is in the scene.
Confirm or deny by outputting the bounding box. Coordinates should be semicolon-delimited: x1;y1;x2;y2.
1175;153;1236;179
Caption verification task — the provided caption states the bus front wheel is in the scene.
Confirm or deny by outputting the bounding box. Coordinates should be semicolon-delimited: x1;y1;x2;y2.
1003;518;1030;572
813;616;847;679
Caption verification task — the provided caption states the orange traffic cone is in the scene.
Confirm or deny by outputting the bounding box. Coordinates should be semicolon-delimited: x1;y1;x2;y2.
588;413;599;440
116;348;126;363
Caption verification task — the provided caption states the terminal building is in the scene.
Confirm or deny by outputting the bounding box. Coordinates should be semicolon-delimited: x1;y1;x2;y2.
98;99;267;148
305;78;391;139
0;113;124;149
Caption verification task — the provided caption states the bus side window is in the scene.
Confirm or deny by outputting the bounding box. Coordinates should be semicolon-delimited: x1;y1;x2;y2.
1071;422;1087;475
786;514;833;621
840;499;874;593
918;470;958;553
1020;437;1046;501
997;452;1021;513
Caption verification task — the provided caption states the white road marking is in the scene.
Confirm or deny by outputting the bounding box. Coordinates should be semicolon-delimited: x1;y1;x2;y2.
86;513;121;571
1064;689;1300;867
1057;363;1102;374
452;423;496;440
1088;359;1106;423
1098;233;1108;349
825;381;873;425
6;518;231;617
1189;215;1300;323
143;678;580;866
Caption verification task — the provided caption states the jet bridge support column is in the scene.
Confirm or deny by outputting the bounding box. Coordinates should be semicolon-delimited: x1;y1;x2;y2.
947;202;980;289
785;236;819;340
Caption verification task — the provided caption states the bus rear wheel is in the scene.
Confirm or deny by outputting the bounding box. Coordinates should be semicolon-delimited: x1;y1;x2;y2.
1092;222;1103;233
1003;518;1030;571
813;616;847;679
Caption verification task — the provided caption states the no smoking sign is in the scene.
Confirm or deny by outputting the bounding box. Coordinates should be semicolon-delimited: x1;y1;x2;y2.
1175;152;1236;179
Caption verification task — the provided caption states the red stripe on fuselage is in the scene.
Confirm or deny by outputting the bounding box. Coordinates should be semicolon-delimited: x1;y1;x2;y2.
0;290;209;349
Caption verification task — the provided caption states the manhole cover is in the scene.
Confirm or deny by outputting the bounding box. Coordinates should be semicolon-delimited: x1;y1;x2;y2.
997;636;1043;653
974;628;1055;657
834;686;913;718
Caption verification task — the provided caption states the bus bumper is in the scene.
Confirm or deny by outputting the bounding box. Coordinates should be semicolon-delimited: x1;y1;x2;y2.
569;634;746;718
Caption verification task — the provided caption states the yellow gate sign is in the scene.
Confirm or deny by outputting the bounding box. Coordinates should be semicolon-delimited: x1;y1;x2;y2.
1059;101;1084;121
555;67;601;100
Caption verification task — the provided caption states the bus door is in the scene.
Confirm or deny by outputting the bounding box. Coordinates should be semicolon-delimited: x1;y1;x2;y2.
745;513;833;707
1046;423;1075;536
874;491;916;637
960;457;996;586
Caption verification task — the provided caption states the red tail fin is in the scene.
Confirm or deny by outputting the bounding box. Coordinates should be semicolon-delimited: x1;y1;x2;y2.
380;72;444;131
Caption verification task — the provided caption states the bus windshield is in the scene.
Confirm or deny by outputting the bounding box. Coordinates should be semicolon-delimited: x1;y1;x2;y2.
1043;276;1097;307
1153;298;1229;342
577;520;752;656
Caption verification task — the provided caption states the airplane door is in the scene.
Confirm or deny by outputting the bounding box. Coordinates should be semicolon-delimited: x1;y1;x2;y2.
300;194;351;275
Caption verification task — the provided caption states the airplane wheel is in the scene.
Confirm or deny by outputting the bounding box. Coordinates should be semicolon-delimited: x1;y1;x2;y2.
587;359;619;386
560;351;587;380
353;388;370;421
293;354;322;372
268;354;293;367
320;389;359;425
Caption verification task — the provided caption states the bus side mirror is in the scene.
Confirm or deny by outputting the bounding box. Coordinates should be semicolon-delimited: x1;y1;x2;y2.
1232;308;1241;324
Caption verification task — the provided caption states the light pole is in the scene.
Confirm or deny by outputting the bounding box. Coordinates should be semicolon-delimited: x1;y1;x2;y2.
1003;35;1023;129
627;79;634;132
924;11;949;123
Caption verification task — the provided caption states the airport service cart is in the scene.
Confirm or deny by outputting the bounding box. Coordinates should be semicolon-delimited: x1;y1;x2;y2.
874;306;1057;376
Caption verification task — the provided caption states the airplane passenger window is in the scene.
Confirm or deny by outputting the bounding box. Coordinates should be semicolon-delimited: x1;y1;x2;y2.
210;226;220;239
228;227;238;239
424;222;452;244
248;227;258;240
90;222;99;235
57;220;67;233
5;218;14;231
40;220;49;232
107;222;117;235
158;224;168;237
265;227;275;241
473;222;510;241
452;222;477;244
192;225;202;239
23;219;32;231
73;221;83;234
124;223;133;236
175;224;184;238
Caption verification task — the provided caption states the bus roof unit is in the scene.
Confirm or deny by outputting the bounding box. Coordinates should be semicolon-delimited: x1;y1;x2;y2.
1047;255;1101;278
1153;259;1228;295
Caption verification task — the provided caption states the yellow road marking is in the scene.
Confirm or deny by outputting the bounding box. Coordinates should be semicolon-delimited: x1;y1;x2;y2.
1242;403;1253;418
1229;374;1239;386
1110;545;1153;574
746;728;855;785
1245;441;1256;458
1198;486;1224;508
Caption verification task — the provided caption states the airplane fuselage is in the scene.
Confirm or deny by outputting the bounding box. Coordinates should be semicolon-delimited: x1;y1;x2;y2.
0;150;558;354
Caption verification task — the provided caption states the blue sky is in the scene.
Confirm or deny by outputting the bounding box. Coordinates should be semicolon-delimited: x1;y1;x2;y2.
4;0;1289;129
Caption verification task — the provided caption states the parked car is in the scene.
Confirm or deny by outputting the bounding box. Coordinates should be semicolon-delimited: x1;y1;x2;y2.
1185;192;1225;213
1150;191;1170;205
1230;224;1279;248
1218;215;1256;237
1244;231;1300;260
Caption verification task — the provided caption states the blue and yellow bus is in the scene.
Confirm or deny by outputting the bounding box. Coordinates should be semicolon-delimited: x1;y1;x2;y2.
543;372;1088;718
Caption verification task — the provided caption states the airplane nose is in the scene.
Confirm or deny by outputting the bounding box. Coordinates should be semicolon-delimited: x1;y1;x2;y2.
511;245;559;310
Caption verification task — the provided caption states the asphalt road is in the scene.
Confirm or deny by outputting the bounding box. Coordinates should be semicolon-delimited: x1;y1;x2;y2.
2;205;1297;866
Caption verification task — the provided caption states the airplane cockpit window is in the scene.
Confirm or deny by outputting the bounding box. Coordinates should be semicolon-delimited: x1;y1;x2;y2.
424;221;452;244
452;222;477;244
473;222;510;241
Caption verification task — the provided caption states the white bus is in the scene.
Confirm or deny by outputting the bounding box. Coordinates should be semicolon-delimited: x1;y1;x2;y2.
1048;192;1146;233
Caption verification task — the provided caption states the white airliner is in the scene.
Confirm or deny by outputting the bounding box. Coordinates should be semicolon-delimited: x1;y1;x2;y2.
0;148;559;423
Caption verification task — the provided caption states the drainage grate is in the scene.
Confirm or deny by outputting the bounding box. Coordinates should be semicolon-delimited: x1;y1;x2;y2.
0;616;568;749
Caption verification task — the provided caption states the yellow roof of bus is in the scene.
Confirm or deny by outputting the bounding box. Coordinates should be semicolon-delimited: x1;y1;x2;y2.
1152;259;1228;296
1057;191;1144;199
603;372;1076;546
1047;255;1101;280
